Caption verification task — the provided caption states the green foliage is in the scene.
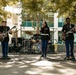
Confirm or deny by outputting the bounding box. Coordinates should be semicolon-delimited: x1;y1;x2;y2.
21;0;44;13
0;0;18;22
49;0;76;23
0;0;76;23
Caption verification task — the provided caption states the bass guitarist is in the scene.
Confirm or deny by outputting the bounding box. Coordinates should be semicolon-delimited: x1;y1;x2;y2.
62;17;76;61
0;21;12;59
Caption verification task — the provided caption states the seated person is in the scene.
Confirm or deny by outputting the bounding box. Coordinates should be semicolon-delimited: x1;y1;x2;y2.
32;30;41;43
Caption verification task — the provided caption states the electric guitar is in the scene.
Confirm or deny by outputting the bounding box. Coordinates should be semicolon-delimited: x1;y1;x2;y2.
62;26;75;41
0;26;16;41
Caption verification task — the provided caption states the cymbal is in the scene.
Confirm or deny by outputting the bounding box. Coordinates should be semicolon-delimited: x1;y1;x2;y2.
25;31;33;35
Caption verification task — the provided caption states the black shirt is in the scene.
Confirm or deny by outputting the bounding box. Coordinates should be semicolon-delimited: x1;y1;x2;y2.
40;26;50;40
62;24;75;41
0;26;10;42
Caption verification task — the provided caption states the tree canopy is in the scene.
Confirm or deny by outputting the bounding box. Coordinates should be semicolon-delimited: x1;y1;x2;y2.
21;0;76;23
0;0;18;21
0;0;76;23
49;0;76;23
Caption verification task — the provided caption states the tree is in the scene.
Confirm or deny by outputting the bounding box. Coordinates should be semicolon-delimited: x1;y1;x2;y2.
21;0;51;31
21;0;76;28
0;0;76;23
48;0;76;23
0;0;18;22
21;0;43;29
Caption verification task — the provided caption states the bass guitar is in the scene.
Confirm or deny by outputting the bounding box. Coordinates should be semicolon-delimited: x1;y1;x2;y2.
0;26;16;42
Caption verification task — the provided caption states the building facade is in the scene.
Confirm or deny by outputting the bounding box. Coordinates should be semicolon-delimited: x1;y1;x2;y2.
5;6;76;45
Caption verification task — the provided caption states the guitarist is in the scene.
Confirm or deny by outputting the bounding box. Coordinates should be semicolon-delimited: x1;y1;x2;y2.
0;21;12;59
62;17;76;61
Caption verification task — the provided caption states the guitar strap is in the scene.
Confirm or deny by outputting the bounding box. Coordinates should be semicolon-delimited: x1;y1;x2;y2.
3;26;8;37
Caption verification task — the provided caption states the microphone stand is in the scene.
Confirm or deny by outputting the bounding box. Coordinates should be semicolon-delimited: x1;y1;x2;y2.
18;24;25;61
12;27;23;62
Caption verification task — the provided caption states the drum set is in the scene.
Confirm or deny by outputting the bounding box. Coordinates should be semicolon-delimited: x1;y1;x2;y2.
9;32;53;54
22;34;42;54
31;36;42;53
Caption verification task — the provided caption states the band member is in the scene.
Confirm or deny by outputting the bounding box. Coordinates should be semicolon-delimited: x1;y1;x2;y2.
32;30;41;43
62;17;76;61
31;30;41;53
0;21;12;59
40;21;50;58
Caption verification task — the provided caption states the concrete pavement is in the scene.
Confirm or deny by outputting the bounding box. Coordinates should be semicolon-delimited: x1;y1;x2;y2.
0;52;76;75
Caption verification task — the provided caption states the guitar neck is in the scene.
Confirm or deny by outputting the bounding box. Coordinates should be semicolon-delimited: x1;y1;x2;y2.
3;26;16;35
66;26;75;34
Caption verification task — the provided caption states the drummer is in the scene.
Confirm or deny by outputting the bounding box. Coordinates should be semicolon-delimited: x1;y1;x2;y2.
32;30;41;43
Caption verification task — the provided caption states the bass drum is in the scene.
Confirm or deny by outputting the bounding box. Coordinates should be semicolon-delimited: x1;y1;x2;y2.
32;43;42;54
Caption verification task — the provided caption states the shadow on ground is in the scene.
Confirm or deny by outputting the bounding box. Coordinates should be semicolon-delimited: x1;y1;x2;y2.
0;52;76;75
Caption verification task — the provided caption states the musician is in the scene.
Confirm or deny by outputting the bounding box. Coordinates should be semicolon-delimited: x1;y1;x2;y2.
32;30;41;43
40;21;50;58
0;21;12;59
62;17;76;61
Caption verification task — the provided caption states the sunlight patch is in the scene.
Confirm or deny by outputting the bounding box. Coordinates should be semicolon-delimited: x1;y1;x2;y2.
31;60;54;66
